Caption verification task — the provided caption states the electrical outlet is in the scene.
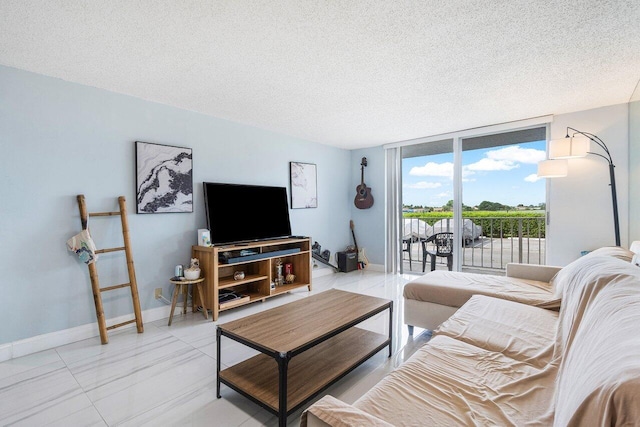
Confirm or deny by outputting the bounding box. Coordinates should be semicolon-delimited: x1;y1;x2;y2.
154;288;162;299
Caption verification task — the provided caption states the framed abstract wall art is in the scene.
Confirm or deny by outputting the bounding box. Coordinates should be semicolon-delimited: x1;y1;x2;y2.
290;161;317;209
135;141;193;213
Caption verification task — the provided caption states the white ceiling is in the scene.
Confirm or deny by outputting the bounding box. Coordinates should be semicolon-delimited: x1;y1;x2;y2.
1;1;639;150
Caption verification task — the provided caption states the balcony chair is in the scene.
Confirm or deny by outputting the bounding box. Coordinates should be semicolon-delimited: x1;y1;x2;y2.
402;237;413;270
421;232;454;272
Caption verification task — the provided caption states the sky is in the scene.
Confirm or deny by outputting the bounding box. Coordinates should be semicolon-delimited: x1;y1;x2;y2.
402;140;546;208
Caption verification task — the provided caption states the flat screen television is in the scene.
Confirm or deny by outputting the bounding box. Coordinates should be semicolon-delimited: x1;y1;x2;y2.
203;182;292;245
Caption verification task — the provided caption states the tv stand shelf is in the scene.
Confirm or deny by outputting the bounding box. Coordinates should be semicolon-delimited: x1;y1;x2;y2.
219;274;268;289
192;237;312;321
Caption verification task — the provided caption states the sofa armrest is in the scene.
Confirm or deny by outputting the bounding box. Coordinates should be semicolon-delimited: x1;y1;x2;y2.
301;395;393;427
505;263;562;283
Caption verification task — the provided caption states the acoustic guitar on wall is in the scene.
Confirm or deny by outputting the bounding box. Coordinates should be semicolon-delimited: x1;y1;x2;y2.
354;157;374;209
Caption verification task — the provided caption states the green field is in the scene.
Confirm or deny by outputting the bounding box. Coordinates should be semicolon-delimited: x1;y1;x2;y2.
404;211;546;238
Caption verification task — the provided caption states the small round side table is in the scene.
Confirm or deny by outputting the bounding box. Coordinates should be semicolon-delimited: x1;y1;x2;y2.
168;277;207;326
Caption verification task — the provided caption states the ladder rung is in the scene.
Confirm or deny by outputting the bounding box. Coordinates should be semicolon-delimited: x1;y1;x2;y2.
89;211;122;217
100;283;131;292
107;319;137;330
96;247;126;254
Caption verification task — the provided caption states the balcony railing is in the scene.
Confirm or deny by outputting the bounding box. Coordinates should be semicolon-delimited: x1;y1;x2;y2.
402;216;546;272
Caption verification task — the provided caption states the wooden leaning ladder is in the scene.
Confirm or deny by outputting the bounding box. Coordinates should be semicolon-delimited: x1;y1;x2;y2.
77;195;144;344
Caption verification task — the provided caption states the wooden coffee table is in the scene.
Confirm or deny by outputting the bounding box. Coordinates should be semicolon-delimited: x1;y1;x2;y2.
216;289;393;427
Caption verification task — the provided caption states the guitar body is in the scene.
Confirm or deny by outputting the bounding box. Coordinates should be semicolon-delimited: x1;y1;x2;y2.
354;157;374;209
354;184;374;209
357;247;369;266
350;220;368;269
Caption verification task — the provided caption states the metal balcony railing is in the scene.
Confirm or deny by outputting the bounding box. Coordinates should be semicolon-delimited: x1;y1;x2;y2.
402;216;546;272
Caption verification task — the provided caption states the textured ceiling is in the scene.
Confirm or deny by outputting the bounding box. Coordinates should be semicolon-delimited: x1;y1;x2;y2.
1;1;639;149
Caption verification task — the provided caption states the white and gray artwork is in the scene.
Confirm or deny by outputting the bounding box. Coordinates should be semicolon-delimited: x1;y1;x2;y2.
290;162;317;208
135;141;193;213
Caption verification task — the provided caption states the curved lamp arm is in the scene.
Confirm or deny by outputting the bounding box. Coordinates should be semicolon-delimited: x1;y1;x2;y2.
565;127;620;246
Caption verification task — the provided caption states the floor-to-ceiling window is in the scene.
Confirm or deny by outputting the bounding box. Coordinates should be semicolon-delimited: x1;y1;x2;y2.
392;122;549;275
460;128;547;270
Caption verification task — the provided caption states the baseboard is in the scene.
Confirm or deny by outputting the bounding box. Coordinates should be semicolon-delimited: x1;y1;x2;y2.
312;266;336;278
0;304;175;363
311;263;384;277
364;263;385;272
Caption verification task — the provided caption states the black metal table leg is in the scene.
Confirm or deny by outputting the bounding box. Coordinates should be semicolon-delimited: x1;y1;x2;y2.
216;327;222;398
388;302;393;357
277;351;290;427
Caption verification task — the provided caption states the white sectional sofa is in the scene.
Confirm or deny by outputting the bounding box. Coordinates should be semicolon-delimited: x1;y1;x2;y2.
301;246;640;426
403;262;562;333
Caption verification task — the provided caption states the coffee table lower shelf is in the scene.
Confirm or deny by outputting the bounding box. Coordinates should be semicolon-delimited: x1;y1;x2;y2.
219;327;389;415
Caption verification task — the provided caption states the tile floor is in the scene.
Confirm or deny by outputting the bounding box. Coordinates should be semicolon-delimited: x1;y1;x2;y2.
0;270;431;426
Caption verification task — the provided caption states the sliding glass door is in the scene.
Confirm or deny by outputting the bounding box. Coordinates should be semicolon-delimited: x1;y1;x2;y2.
401;139;457;274
398;126;548;274
461;128;547;270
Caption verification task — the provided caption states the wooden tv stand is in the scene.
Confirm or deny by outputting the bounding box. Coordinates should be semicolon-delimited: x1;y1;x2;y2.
192;237;312;321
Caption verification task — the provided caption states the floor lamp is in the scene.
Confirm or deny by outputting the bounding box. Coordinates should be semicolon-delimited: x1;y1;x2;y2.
537;127;620;247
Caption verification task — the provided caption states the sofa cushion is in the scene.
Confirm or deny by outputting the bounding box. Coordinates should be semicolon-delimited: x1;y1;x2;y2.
403;270;554;308
435;295;558;368
353;335;556;426
551;246;634;298
553;258;640;426
301;395;393;427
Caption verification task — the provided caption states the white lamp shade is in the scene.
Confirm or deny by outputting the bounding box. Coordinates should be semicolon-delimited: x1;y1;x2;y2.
549;136;589;159
537;159;568;178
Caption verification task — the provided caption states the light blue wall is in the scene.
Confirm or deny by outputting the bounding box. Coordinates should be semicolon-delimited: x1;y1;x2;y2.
0;65;356;344
349;147;386;265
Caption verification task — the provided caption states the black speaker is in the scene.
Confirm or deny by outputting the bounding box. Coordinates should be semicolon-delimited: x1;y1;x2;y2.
337;251;358;273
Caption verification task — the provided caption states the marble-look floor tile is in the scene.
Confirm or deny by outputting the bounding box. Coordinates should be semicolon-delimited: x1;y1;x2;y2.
88;349;217;425
46;406;107;427
66;333;197;392
0;360;95;426
55;323;169;366
120;384;262;427
0;349;61;381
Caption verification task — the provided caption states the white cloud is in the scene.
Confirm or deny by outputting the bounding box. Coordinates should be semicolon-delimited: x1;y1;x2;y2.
466;158;519;171
407;181;442;189
435;192;450;198
409;162;453;177
524;173;541;182
486;145;546;164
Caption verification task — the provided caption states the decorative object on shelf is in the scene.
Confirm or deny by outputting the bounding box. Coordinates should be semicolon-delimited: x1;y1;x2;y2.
290;161;318;209
198;229;211;246
184;258;201;280
285;273;296;284
354;157;374;209
285;262;293;275
275;258;284;286
233;271;245;280
537;127;620;246
174;264;183;277
135;141;193;214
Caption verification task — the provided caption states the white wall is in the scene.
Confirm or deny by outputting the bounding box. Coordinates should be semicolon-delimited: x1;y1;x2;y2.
629;81;640;241
547;103;630;266
0;65;353;346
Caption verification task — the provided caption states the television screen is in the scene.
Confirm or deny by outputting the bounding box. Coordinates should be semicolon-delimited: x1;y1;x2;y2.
203;182;292;245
